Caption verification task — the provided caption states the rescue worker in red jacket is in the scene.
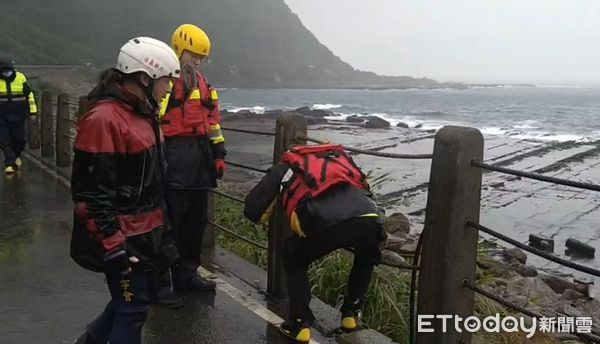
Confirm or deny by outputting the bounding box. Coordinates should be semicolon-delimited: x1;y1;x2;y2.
157;24;225;297
244;144;386;343
0;57;37;175
70;37;180;344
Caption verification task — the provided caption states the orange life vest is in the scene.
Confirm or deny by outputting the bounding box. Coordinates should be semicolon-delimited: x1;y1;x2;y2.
160;72;219;137
280;144;368;218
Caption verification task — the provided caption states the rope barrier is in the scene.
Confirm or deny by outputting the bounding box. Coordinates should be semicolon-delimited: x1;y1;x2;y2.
210;189;245;204
381;260;419;271
298;135;433;159
58;100;79;106
225;161;269;174
409;232;424;344
208;220;268;250
467;221;600;278
344;247;418;271
463;280;600;343
222;127;277;136
471;160;600;192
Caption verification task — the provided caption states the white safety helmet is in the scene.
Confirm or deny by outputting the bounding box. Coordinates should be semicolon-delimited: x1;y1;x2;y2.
117;37;181;79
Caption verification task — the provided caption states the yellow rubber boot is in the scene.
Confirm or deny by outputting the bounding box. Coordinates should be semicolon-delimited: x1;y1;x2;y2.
4;165;16;175
341;297;363;332
341;315;359;332
279;319;311;343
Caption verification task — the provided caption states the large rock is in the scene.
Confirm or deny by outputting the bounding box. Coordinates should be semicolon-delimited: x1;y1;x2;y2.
506;277;558;301
560;289;587;301
396;122;409;128
294;106;311;115
338;329;397;344
512;264;538;277
502;248;527;265
263;109;283;117
381;250;408;268
504;294;529;306
346;115;365;123
477;256;512;278
304;116;328;125
528;234;554;252
363;116;390;129
294;106;333;118
578;298;600;321
385;236;418;254
235;109;256;116
541;275;589;296
565;238;596;258
312;109;335;117
384;212;410;235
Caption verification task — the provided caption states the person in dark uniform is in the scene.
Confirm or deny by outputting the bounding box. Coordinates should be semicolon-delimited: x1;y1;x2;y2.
244;144;387;343
0;58;37;175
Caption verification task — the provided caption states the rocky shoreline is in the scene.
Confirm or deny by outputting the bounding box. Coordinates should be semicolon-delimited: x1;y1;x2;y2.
221;106;600;341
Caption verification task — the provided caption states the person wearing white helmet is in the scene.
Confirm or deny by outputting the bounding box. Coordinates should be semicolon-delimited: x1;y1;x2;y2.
70;37;180;344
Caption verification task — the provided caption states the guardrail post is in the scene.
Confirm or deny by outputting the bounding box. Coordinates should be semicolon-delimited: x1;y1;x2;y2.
27;95;41;149
416;126;483;344
268;113;307;300
56;94;71;167
77;95;88;120
40;91;54;158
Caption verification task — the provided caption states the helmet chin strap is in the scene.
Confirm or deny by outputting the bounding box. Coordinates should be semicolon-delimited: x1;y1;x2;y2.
135;74;159;109
145;79;159;109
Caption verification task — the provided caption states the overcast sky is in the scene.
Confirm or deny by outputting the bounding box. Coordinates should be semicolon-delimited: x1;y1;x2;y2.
284;0;600;85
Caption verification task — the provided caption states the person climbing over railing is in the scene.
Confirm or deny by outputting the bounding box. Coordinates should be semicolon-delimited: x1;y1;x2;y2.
244;143;387;343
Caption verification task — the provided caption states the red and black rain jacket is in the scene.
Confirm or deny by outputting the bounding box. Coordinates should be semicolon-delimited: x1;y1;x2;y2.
70;82;175;272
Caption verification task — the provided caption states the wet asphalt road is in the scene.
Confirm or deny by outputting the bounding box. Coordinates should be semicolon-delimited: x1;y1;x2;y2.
0;162;330;344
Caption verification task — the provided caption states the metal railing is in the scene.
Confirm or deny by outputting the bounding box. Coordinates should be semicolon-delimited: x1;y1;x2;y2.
34;93;600;344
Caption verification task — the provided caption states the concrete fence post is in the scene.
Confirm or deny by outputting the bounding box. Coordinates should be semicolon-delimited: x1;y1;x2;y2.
56;94;71;167
27;96;41;149
416;126;484;344
267;113;307;300
40;91;54;158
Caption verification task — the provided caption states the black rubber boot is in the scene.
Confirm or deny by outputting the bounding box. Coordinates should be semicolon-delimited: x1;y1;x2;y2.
175;275;216;292
73;331;102;344
279;312;315;343
153;287;184;309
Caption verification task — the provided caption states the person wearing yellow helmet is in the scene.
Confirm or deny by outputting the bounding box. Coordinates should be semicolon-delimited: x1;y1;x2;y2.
171;23;212;58
156;24;225;301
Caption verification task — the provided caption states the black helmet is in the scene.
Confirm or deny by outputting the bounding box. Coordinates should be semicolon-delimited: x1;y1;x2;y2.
0;57;15;70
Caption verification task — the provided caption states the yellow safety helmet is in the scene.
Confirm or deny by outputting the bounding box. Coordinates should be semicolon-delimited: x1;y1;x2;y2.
171;24;211;58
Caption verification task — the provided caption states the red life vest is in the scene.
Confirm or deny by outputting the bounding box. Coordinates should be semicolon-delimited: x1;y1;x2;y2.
160;72;217;137
280;144;368;217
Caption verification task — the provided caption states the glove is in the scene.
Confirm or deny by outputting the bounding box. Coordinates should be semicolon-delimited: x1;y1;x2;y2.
103;246;131;276
215;159;226;178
